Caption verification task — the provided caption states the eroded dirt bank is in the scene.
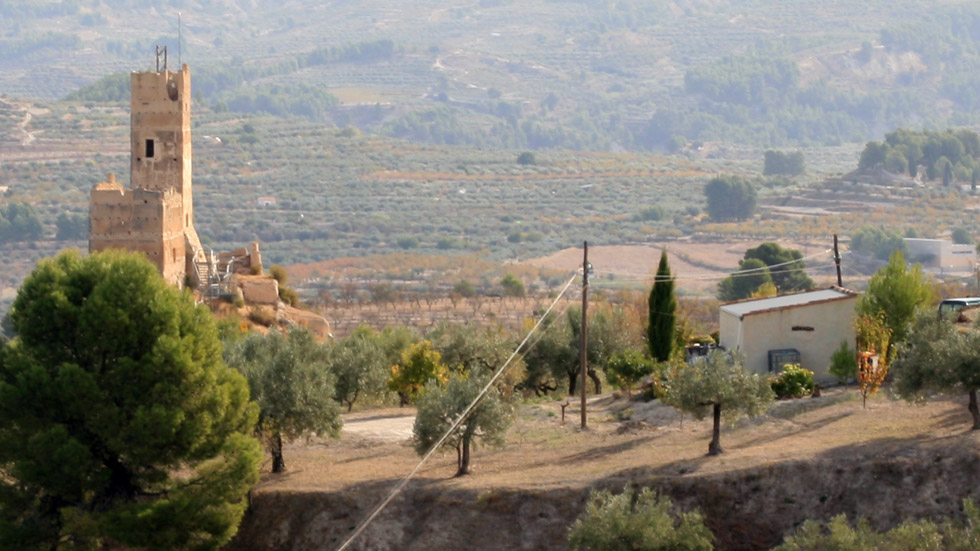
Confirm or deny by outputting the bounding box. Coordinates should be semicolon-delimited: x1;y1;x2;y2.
228;444;980;551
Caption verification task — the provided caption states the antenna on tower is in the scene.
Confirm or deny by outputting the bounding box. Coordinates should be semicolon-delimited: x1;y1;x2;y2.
155;45;167;71
178;11;182;67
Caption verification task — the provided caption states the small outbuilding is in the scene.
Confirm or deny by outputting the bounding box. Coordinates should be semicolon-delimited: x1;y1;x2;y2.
718;287;859;383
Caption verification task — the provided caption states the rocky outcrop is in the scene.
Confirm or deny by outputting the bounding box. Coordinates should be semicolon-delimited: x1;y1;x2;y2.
236;275;279;305
281;305;332;339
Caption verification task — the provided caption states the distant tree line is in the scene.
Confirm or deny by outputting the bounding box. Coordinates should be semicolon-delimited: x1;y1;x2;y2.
0;202;43;243
65;39;394;121
849;226;909;261
858;128;980;182
642;48;927;150
881;5;980;112
0;31;80;62
763;150;805;176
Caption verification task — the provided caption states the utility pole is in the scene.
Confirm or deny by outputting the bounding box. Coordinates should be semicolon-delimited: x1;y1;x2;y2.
833;234;842;287
580;241;589;430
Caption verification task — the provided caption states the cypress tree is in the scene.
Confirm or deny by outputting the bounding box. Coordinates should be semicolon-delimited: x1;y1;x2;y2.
648;250;676;362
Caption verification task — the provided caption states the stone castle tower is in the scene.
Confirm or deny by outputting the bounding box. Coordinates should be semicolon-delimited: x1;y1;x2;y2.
89;63;205;287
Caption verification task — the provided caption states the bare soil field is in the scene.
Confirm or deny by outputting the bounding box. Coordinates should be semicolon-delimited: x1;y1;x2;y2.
521;241;844;295
230;387;980;551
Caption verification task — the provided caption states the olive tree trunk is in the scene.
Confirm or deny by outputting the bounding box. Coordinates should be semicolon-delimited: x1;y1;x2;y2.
271;432;286;473
456;430;473;477
587;368;602;394
970;390;980;430
708;403;723;456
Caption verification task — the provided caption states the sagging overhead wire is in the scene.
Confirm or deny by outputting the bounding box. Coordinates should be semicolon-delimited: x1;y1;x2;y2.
593;248;836;283
334;272;580;551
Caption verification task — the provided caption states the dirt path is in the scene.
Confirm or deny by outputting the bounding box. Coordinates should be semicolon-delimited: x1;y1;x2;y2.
342;408;416;442
0;98;36;146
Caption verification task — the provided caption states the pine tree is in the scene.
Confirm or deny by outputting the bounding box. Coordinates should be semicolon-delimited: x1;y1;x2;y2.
0;250;261;550
648;250;676;362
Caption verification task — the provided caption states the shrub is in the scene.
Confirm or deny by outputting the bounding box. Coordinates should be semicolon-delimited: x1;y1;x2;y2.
568;485;714;551
500;273;526;298
769;364;815;399
280;285;299;306
269;264;288;285
249;308;277;326
606;349;657;397
453;279;477;298
829;340;857;384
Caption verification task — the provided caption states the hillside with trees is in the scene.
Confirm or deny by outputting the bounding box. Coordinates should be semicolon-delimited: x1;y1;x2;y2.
4;1;980;150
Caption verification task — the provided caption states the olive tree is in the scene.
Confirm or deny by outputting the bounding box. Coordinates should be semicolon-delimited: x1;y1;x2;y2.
412;372;512;476
892;313;980;430
225;328;342;472
0;250;261;551
329;326;391;412
663;351;774;455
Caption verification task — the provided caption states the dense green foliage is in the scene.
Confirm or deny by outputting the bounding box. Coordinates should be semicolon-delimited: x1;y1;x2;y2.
742;243;814;294
769;364;816;399
224;328;342;472
327;326;392;412
648;250;676;362
568;486;714;551
521;304;635;397
0;250;260;550
952;227;972;245
859;128;980;181
704;175;757;221
412;371;512;476
664;351;774;455
856;250;935;353
763;150;805;176
54;212;86;241
0;202;43;243
829;340;857;384
605;349;656;397
717;258;773;302
774;499;980;551
892;313;980;430
850;226;908;261
500;273;526;298
388;340;448;405
717;242;812;302
427;323;517;378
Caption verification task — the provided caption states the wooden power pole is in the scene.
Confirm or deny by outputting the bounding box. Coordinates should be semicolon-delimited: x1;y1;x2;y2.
833;234;842;287
580;241;589;430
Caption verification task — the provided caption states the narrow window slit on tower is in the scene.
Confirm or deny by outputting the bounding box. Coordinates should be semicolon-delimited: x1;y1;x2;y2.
146;139;155;158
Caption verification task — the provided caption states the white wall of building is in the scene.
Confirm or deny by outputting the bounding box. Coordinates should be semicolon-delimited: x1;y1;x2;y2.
719;296;858;383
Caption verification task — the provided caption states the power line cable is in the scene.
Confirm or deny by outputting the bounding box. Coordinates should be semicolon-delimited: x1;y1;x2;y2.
594;249;835;283
334;273;580;551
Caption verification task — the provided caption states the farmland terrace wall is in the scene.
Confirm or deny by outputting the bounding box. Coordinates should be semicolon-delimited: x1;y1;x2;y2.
229;447;980;551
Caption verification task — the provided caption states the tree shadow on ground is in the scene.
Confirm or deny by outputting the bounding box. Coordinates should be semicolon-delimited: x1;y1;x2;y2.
560;435;660;464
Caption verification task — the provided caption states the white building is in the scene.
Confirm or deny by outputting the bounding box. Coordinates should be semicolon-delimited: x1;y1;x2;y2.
718;287;859;383
904;238;975;271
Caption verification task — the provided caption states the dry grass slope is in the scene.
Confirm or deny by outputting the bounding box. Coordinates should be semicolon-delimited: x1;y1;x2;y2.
229;386;980;551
